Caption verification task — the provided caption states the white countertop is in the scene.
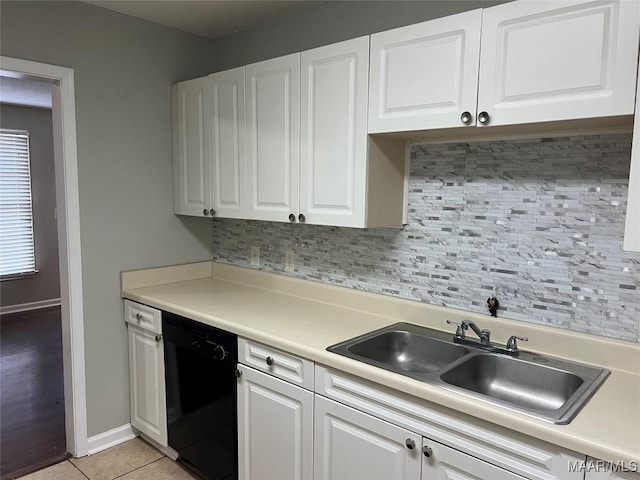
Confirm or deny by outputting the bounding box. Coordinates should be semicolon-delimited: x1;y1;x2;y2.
122;262;640;464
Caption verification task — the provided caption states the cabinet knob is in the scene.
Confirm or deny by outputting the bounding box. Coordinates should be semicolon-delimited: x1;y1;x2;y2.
210;209;216;217
405;438;416;450
155;335;162;343
288;213;296;222
235;368;243;378
266;356;274;366
203;208;210;216
298;213;306;223
135;313;143;322
478;111;490;125
460;111;472;125
422;445;433;458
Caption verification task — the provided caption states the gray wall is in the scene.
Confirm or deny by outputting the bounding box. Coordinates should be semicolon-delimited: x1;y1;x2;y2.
1;1;218;437
0;104;60;307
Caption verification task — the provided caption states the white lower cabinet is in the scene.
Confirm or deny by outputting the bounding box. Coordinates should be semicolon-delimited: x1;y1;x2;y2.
237;364;313;480
314;395;525;480
234;351;590;480
127;323;167;447
421;437;525;480
315;365;585;480
314;395;421;480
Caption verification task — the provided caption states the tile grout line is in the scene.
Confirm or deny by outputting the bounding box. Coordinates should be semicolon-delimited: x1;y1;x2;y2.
111;455;166;480
68;460;91;480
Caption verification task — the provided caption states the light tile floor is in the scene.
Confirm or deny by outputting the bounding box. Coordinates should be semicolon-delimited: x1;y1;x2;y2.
18;438;198;480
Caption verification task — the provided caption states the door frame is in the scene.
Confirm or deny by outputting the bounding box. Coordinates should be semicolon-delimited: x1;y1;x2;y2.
1;56;88;457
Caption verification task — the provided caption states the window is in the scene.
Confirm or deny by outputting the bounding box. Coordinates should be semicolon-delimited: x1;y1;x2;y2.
0;129;36;278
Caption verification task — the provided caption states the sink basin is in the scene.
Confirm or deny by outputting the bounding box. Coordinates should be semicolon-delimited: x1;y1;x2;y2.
346;330;469;374
440;354;584;411
327;322;609;424
328;323;469;380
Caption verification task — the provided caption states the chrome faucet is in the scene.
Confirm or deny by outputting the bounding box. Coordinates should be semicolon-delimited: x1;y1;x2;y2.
446;320;491;345
446;320;528;356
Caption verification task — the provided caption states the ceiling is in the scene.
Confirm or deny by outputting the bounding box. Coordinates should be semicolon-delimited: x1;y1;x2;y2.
84;1;336;39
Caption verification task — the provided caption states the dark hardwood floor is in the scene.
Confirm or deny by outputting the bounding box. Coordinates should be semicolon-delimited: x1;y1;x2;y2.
0;306;68;479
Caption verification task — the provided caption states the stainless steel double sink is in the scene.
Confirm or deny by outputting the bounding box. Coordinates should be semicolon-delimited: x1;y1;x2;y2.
327;322;609;424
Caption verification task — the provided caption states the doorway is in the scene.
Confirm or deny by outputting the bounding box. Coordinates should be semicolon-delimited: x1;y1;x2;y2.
0;82;66;477
0;57;88;469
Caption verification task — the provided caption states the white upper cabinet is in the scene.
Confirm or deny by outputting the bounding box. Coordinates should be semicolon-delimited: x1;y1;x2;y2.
368;9;483;133
245;53;300;222
243;40;405;228
209;67;247;219
368;0;640;133
478;0;640;127
173;77;211;217
173;68;246;219
300;36;370;227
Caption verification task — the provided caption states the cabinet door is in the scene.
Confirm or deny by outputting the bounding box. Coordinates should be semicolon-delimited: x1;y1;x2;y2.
246;54;300;222
173;77;212;217
368;9;482;133
238;365;313;480
624;60;640;252
209;67;247;219
477;0;640;127
314;395;421;480
300;36;369;227
128;325;167;447
421;437;526;480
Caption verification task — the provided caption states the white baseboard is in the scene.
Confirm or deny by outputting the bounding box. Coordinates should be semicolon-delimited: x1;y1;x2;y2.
0;298;62;315
87;424;137;455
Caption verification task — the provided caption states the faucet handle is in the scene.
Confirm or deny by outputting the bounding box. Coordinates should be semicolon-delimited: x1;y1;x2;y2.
506;335;528;352
446;320;465;338
481;329;491;344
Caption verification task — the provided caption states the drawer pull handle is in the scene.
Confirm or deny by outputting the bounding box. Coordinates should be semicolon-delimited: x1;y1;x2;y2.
235;369;243;378
405;438;416;450
422;445;433;458
266;356;274;366
135;313;143;322
155;335;162;343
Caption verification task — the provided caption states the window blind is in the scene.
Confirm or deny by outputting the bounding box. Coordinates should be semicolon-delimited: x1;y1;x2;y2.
0;129;36;278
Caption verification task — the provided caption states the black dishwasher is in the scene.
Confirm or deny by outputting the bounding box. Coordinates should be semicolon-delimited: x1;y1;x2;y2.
162;311;237;480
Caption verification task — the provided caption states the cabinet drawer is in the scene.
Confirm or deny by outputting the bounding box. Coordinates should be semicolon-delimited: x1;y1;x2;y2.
124;300;161;334
315;365;584;480
238;338;314;390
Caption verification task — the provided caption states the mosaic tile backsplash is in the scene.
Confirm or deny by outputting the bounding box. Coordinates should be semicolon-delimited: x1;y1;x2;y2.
212;134;640;343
